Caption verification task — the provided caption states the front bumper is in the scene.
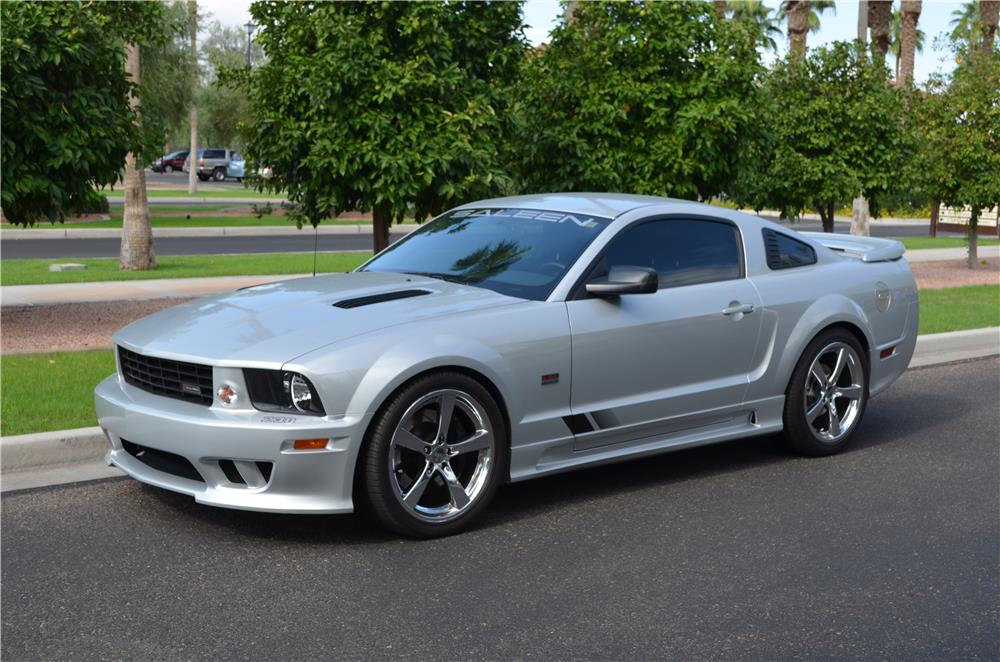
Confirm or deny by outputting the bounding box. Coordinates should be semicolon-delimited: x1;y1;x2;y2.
95;375;367;514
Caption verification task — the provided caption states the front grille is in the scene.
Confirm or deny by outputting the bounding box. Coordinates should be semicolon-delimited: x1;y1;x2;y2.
122;439;204;483
118;346;213;406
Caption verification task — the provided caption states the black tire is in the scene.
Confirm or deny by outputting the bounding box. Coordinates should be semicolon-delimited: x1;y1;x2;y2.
197;174;209;182
360;372;507;538
212;167;226;182
163;164;173;173
782;328;869;456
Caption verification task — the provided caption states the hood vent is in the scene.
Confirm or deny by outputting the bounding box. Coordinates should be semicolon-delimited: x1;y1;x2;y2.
333;289;432;309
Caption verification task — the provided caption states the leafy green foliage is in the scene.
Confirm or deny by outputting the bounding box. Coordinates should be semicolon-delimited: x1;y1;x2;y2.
913;49;1000;232
139;0;195;155
513;1;763;201
731;41;911;231
232;0;526;246
0;1;163;226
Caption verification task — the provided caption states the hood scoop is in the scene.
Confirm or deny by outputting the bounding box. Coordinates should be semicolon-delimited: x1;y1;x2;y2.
332;289;432;309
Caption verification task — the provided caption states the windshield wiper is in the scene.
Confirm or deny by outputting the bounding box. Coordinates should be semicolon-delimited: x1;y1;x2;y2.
403;271;468;284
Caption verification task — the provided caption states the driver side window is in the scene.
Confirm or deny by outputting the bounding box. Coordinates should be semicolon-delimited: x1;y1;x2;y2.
591;219;743;289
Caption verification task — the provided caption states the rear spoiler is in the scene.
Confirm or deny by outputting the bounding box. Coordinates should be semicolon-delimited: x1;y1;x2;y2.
799;232;905;263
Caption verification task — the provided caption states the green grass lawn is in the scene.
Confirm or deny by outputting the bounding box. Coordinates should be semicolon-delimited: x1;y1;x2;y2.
100;188;285;200
1;252;370;286
1;350;116;436
1;284;995;436
918;284;1000;335
897;236;999;250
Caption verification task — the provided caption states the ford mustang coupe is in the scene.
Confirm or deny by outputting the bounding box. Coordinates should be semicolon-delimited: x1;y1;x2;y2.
96;194;918;537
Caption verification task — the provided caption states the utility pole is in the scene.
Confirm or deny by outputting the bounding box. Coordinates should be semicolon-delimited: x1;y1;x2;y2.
244;21;256;67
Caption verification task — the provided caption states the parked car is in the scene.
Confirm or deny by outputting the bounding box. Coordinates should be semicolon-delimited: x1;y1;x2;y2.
95;193;918;538
151;150;188;173
183;148;243;182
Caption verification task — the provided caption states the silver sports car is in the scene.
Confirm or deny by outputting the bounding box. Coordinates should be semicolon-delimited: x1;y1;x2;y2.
95;193;918;537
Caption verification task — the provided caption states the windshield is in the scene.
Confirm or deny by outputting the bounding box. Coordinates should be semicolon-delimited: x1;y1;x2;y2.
361;207;612;301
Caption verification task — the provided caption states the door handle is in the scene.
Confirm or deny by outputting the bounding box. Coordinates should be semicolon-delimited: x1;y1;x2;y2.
722;302;755;316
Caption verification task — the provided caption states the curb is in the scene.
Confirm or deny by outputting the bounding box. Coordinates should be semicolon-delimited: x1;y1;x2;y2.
1;327;997;491
1;223;420;240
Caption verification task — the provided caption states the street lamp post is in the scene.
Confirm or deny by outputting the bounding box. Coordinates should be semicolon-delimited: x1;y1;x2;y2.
244;20;256;67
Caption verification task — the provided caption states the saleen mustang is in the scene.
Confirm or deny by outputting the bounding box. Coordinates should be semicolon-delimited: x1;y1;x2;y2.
96;194;918;537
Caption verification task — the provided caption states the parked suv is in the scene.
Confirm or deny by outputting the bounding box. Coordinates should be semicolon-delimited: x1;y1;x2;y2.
151;150;188;173
183;148;244;182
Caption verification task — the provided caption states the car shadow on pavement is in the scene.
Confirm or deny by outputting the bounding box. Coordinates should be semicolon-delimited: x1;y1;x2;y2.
142;388;958;542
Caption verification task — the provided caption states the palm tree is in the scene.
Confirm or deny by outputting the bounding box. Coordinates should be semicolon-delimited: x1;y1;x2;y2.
950;1;981;45
187;0;199;195
779;0;835;60
729;0;783;51
982;1;999;50
120;43;156;270
894;2;924;85
868;0;893;59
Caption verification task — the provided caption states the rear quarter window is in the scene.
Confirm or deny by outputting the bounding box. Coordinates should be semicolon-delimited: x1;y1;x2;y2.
763;229;817;270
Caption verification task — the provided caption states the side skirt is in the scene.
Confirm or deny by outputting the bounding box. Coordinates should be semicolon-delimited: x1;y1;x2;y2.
509;395;785;483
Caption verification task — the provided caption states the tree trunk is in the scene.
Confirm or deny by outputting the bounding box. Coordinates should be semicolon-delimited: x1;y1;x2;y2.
897;0;921;87
929;199;939;237
967;207;980;269
868;0;893;59
563;0;579;23
818;201;835;233
120;44;156;271
372;206;391;254
715;0;727;18
981;0;999;51
857;0;869;42
786;1;810;60
851;194;870;236
187;0;199;195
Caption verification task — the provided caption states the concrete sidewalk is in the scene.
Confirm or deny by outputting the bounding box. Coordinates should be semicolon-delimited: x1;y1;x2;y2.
2;327;996;493
1;273;317;306
903;245;999;262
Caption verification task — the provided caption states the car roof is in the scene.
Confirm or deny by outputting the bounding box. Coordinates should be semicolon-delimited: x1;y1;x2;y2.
455;192;698;220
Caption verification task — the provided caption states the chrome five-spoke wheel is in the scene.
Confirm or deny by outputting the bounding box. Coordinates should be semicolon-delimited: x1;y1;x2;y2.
783;329;869;456
363;372;506;538
389;389;494;522
804;341;865;443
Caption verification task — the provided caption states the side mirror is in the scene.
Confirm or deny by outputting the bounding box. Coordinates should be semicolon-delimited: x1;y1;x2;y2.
585;266;658;297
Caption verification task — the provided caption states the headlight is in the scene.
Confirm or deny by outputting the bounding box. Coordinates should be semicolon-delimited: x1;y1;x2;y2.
243;369;326;415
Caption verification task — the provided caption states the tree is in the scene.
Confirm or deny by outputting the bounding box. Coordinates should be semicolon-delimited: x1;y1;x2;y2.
728;0;783;52
868;0;893;60
950;1;981;46
197;21;262;149
895;2;924;85
982;1;999;49
732;42;912;233
233;1;527;253
139;1;194;153
914;49;1000;267
780;0;835;59
514;1;763;202
1;2;143;225
120;43;155;270
187;0;198;195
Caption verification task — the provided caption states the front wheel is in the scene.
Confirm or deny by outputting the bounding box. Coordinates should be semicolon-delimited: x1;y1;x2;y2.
782;329;868;456
360;372;507;538
163;164;173;173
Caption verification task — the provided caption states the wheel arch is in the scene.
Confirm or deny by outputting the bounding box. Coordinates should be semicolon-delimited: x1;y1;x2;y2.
351;363;514;509
784;320;872;395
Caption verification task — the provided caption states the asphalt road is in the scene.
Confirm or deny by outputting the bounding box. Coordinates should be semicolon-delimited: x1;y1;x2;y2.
3;358;998;660
0;221;940;260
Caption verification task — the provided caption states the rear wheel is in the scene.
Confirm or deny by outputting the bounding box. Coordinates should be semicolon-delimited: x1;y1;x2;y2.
782;329;868;456
197;173;209;182
212;167;226;182
361;372;506;538
164;164;173;173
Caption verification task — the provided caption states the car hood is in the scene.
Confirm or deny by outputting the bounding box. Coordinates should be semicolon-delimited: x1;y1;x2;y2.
113;272;523;366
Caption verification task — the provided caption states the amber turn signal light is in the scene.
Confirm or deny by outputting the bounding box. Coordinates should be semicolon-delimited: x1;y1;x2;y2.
293;438;327;450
